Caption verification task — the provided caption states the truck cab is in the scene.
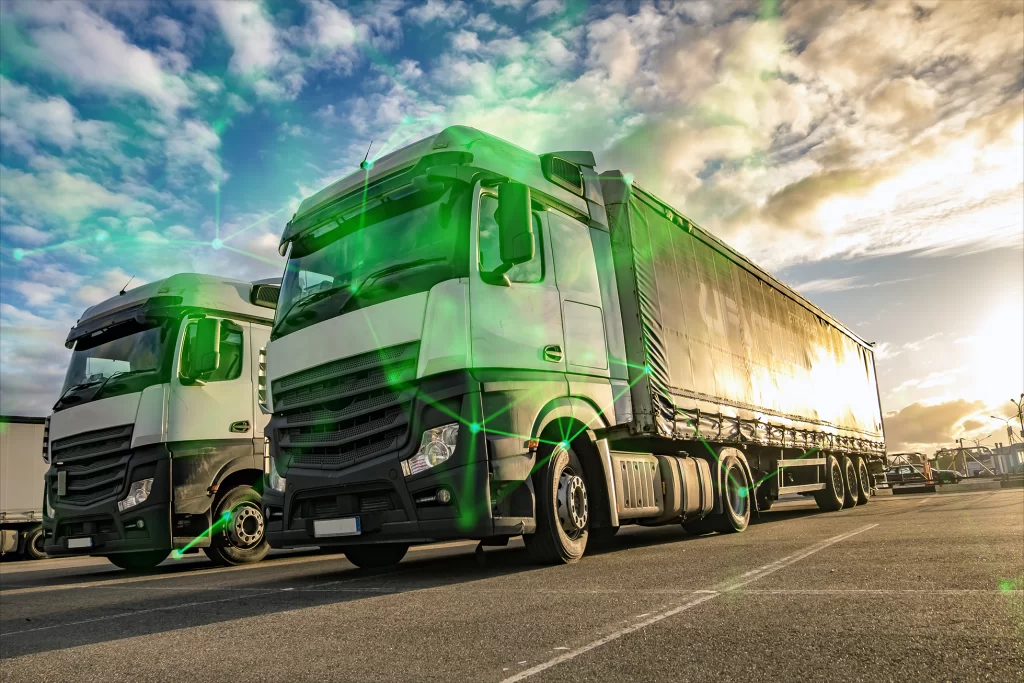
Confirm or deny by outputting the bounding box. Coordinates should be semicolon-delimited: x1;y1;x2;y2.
43;274;280;570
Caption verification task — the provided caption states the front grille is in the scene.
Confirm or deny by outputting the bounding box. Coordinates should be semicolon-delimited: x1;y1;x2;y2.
297;490;397;519
50;424;133;506
272;342;419;471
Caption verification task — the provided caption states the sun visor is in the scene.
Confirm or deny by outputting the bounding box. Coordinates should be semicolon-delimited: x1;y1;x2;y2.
65;296;183;348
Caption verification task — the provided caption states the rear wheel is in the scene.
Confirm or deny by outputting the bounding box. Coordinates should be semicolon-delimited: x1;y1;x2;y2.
523;442;589;564
343;543;409;569
107;549;168;571
23;527;47;560
840;456;858;509
855;458;871;505
204;485;269;566
684;455;750;534
814;455;845;511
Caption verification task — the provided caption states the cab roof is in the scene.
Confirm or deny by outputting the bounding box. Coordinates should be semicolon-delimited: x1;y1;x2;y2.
75;273;278;326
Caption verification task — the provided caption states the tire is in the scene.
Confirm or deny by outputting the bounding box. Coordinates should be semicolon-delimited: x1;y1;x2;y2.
684;455;750;534
855;458;871;505
840;456;858;509
23;527;47;560
204;485;269;567
814;454;845;512
343;544;409;569
107;549;169;571
523;442;589;564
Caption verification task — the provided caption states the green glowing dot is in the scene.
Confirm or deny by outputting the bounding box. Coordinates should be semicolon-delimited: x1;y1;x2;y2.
469;422;481;434
349;283;360;293
12;248;24;261
360;160;374;171
211;238;223;250
623;173;634;185
999;579;1014;593
171;550;183;560
221;511;233;522
95;230;109;243
643;364;652;374
738;487;749;499
559;441;569;450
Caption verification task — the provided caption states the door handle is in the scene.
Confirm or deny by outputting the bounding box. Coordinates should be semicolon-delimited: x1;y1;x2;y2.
543;345;563;363
230;420;251;433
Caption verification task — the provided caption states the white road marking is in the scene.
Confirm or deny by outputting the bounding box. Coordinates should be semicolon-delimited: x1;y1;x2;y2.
498;523;878;683
0;541;475;596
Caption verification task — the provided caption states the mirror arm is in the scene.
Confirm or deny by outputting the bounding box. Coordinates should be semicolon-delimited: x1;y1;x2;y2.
480;268;511;287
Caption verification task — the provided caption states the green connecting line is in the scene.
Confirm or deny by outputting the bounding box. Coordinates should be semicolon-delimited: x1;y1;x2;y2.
170;510;233;559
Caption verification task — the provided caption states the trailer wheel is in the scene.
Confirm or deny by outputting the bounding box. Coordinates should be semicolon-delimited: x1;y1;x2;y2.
23;527;47;560
204;484;269;566
107;550;169;571
855;458;871;505
814;455;845;512
343;544;409;569
523;442;589;564
840;456;858;509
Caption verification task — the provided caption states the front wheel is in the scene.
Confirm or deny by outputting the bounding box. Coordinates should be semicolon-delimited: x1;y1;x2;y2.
523;442;589;564
204;485;269;566
343;544;409;569
107;549;169;571
23;527;47;560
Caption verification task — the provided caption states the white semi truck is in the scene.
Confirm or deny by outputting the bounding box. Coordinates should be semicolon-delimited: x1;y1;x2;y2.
262;126;886;567
0;417;49;559
43;274;280;570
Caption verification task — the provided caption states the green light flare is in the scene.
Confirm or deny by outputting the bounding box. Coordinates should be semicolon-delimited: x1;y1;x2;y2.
221;204;291;243
469;422;481;434
170;509;234;559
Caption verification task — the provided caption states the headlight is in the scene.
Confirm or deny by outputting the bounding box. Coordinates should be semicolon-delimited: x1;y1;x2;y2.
117;478;153;512
268;455;286;493
402;423;459;477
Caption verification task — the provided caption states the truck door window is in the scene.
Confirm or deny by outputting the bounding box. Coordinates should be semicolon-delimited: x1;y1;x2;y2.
479;194;543;283
181;320;245;382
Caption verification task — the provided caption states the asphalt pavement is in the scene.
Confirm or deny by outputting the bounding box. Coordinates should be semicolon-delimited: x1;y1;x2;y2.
1;489;1021;682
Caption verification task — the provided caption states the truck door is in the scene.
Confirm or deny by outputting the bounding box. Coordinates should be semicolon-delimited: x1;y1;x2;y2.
249;323;271;449
546;209;609;378
167;317;254;443
470;189;567;376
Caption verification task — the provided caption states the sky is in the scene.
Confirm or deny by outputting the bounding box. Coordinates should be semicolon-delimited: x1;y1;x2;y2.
0;0;1021;454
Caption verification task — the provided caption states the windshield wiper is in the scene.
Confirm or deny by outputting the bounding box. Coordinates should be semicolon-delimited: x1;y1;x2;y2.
91;368;154;400
275;284;353;333
53;380;102;410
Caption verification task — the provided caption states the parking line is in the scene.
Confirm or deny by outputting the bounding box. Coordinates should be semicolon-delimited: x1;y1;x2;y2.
0;541;475;596
499;523;878;683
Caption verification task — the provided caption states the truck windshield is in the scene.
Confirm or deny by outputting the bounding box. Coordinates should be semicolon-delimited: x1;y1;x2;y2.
56;319;174;411
272;180;468;339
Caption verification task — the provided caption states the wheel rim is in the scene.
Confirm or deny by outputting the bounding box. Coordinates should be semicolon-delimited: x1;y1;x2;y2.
226;502;264;549
725;466;748;518
556;466;588;540
831;462;844;496
31;533;44;556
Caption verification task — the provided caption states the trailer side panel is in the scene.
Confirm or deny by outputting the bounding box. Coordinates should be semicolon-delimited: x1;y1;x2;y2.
601;173;884;456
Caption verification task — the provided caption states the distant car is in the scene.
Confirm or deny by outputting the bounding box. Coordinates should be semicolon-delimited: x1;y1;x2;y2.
931;468;963;484
883;465;927;485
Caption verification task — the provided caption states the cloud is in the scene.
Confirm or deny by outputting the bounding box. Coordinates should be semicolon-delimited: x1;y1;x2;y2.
792;275;915;294
407;0;468;26
0;165;154;225
5;3;193;115
1;224;53;247
883;399;986;452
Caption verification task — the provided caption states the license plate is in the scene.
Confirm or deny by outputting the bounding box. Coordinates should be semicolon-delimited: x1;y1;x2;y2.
313;518;361;538
67;537;93;549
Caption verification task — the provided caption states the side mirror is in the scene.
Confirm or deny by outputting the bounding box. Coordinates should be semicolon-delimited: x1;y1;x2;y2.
183;318;221;381
497;182;534;268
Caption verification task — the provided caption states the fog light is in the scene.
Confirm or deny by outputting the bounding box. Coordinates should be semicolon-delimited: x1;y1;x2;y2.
436;488;452;504
118;478;153;512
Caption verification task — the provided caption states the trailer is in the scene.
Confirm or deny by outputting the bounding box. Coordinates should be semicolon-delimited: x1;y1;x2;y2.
0;416;49;559
262;125;887;567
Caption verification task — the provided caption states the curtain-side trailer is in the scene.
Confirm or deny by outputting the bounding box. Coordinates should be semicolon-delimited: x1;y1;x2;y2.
262;125;886;567
0;417;49;559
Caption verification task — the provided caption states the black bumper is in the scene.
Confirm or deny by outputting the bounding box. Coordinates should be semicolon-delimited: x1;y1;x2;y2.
44;449;172;557
265;371;536;548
